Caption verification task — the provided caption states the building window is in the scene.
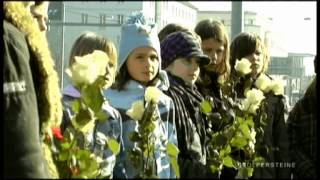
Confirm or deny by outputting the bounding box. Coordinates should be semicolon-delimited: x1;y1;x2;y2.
81;13;88;24
118;14;124;24
100;14;106;24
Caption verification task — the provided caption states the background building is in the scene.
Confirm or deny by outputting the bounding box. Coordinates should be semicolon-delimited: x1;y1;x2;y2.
156;1;198;31
47;2;315;105
268;53;315;107
47;1;197;89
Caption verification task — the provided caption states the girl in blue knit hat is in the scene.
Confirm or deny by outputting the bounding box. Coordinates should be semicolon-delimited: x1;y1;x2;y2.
105;12;178;178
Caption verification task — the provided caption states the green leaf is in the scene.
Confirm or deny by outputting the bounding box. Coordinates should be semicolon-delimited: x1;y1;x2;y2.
76;149;91;160
200;100;212;114
143;145;154;158
81;85;104;113
254;156;265;163
129;131;142;142
230;136;248;148
58;150;69;161
107;138;120;155
247;167;254;177
246;116;254;128
60;142;71;150
236;116;245;124
236;167;254;178
210;164;220;174
213;133;228;146
220;145;231;157
77;155;100;178
170;158;180;178
239;123;250;139
71;99;81;113
96;110;109;122
223;155;234;168
167;142;180;158
72;108;93;127
79;118;96;134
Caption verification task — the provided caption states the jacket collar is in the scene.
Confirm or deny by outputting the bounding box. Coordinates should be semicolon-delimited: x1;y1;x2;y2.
63;85;81;98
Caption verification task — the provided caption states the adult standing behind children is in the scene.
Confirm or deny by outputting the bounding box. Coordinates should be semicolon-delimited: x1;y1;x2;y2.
4;1;62;178
105;12;178;178
287;55;317;178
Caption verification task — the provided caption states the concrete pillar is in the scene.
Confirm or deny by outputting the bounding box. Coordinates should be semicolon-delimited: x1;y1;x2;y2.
231;1;244;41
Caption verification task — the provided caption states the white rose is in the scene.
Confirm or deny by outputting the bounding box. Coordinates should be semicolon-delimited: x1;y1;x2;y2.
248;141;255;153
245;88;265;105
234;58;252;76
126;100;145;121
248;128;256;153
241;99;260;115
66;50;109;86
242;88;265;115
250;128;256;144
255;73;271;92
269;78;284;95
145;86;162;104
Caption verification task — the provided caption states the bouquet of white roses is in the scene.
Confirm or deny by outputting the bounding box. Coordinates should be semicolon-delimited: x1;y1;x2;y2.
201;58;284;178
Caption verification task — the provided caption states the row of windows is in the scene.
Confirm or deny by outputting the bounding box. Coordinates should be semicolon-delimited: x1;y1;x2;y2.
78;13;155;25
80;13;124;24
163;3;194;21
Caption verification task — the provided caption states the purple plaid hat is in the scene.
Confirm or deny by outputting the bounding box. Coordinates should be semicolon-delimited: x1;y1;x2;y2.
160;31;211;69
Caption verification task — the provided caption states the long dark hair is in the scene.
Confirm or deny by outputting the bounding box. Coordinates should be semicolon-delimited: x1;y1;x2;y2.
229;32;269;77
195;19;230;82
158;23;189;42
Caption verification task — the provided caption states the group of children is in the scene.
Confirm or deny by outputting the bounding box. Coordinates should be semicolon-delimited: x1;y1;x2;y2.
61;12;290;179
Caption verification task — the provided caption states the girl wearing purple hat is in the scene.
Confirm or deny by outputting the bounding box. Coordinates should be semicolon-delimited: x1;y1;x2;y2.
160;31;217;178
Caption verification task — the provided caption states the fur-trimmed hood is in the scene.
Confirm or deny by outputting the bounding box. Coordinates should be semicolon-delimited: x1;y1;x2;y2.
3;2;62;133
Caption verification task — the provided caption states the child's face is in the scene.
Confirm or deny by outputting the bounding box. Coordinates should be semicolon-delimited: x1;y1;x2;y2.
244;45;264;79
201;38;225;73
166;57;200;85
104;61;116;89
126;47;159;83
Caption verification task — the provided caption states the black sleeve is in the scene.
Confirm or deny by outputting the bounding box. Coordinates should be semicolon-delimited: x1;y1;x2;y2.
287;100;317;178
273;96;291;178
3;21;48;178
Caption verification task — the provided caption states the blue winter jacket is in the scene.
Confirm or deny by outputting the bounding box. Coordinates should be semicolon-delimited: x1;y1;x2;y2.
105;71;178;178
62;85;125;178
